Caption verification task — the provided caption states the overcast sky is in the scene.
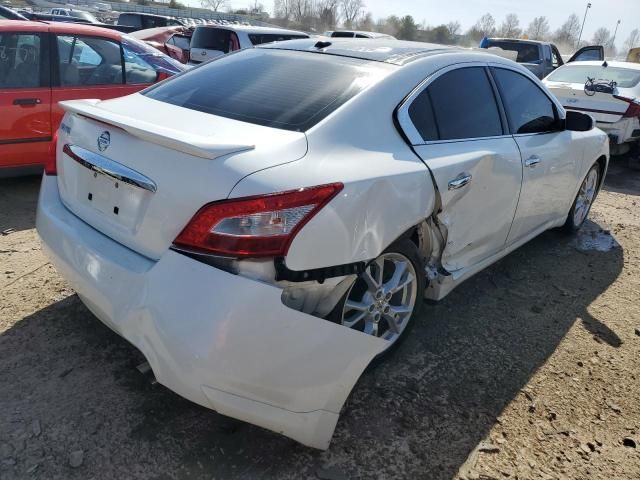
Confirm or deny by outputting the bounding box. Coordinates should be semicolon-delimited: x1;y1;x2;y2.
186;0;639;48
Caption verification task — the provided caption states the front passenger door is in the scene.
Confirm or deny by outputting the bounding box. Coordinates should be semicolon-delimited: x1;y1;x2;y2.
0;31;51;169
491;66;580;245
400;65;523;272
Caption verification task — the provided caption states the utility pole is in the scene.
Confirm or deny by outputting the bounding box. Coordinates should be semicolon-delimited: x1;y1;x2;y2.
577;2;592;48
611;19;621;48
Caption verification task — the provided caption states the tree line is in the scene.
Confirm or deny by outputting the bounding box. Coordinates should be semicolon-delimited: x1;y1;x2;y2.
197;0;640;56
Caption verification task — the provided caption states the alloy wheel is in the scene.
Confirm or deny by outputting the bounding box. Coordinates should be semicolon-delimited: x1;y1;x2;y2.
340;252;418;349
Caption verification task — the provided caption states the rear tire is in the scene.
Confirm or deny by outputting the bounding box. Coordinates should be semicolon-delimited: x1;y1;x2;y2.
562;164;600;233
330;238;425;360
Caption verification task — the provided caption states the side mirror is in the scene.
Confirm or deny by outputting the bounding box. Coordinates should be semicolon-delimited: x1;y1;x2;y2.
565;110;594;132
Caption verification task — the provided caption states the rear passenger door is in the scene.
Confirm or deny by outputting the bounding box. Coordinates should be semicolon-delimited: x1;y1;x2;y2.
398;64;523;272
0;29;51;169
51;34;154;136
490;65;580;244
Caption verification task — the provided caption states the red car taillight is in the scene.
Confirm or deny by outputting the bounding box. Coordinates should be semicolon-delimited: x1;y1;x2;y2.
613;95;640;118
44;131;57;175
173;183;344;258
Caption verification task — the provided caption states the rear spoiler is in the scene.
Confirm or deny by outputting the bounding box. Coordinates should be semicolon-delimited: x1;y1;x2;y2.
59;99;255;160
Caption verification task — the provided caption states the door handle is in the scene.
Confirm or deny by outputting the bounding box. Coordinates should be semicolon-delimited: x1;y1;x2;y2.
524;155;542;167
13;98;41;106
448;173;472;190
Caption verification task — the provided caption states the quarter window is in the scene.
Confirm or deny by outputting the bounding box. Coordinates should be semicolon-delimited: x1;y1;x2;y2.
408;67;503;142
492;67;557;134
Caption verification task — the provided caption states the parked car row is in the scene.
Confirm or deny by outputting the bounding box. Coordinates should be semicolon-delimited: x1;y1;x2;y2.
33;35;608;450
0;20;185;175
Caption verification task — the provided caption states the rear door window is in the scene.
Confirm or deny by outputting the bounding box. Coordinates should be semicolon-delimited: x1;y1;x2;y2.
0;32;46;88
492;67;557;134
56;35;123;86
144;48;391;131
409;67;503;141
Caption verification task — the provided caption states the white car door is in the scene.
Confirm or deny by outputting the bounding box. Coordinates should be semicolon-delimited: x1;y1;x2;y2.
490;66;580;244
398;64;523;272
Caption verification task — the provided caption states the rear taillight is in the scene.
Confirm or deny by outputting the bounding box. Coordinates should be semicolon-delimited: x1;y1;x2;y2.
614;95;640;117
173;183;344;258
45;131;57;175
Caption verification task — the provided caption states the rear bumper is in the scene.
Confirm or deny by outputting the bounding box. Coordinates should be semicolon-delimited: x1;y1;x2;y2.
596;117;640;145
36;174;386;449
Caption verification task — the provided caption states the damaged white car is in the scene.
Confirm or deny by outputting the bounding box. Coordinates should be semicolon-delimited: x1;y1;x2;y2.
37;39;609;449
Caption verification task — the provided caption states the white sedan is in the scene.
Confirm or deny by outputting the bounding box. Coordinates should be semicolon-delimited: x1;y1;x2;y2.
37;39;609;450
543;60;640;156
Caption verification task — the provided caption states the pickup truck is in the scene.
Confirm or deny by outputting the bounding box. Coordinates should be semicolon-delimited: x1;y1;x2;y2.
480;37;604;79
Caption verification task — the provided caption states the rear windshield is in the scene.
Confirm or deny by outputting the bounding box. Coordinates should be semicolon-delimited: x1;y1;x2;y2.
248;33;308;45
546;65;640;88
191;27;232;52
143;49;390;131
118;14;142;27
485;40;540;63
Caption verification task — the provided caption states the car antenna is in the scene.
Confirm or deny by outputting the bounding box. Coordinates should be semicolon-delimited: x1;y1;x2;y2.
314;41;331;50
602;60;608;67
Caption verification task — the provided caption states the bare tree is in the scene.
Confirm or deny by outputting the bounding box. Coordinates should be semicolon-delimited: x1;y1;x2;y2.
317;0;340;29
200;0;227;11
498;13;521;38
623;28;640;51
592;27;612;45
341;0;363;28
553;13;581;45
526;16;550;40
273;0;292;20
446;20;461;37
357;11;374;31
474;13;496;37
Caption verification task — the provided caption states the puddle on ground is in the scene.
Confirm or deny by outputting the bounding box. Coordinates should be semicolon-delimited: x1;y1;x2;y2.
572;225;619;252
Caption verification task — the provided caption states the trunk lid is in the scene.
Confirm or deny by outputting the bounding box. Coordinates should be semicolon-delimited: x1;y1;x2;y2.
545;82;630;123
56;94;307;260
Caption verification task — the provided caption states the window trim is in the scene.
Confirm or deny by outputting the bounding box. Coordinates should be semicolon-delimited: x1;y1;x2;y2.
488;63;565;137
396;62;510;145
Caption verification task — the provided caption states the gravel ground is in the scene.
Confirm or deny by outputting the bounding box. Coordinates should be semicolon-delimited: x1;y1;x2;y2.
0;160;639;480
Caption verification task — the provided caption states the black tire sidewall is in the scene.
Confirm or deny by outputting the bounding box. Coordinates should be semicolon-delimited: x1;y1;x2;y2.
563;164;600;233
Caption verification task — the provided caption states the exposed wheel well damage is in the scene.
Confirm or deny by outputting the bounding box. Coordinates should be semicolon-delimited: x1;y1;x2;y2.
278;219;444;322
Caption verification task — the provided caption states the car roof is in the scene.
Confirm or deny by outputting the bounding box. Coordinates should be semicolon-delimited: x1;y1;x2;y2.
259;38;461;65
558;60;640;71
195;24;308;36
0;20;122;40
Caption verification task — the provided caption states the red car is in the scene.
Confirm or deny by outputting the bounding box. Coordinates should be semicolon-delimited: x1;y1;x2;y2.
0;21;185;175
130;26;193;64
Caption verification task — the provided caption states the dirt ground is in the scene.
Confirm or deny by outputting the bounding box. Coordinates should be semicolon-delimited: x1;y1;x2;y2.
1;159;639;480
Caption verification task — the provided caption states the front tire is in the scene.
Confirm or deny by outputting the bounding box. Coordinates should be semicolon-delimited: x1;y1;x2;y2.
330;238;425;359
562;164;600;233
